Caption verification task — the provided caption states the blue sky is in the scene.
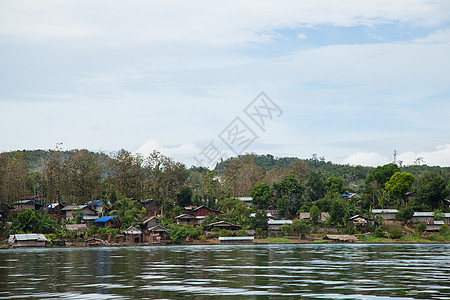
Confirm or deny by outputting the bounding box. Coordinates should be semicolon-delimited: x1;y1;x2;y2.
1;0;449;167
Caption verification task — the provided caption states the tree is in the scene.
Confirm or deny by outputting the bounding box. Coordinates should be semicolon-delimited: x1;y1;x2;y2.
306;172;326;202
417;172;448;208
326;177;344;194
41;150;70;204
277;195;290;219
309;205;321;225
385;172;415;203
176;186;193;207
250;210;268;231
250;182;272;208
396;206;414;223
109;149;145;199
110;196;142;229
330;199;347;226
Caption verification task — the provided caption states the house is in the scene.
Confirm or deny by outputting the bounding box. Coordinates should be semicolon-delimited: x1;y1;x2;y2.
371;209;398;220
142;216;160;231
87;200;105;216
411;212;435;223
65;224;88;232
148;225;170;243
193;206;222;224
92;216;118;228
324;235;358;242
124;226;143;243
175;214;199;226
349;215;373;225
268;219;292;231
61;205;97;220
299;212;330;222
237;197;253;206
206;221;241;231
13;199;45;212
425;221;445;231
8;234;47;247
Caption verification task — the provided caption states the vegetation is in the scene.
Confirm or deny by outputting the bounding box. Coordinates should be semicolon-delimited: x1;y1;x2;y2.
0;150;449;244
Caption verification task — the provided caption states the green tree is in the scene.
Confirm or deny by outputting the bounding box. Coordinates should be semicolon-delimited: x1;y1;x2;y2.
309;205;321;225
110;196;142;229
306;172;326;201
250;182;272;208
176;186;193;207
326;177;344;194
277;195;290;219
396;206;414;223
385;172;415;203
330;199;347;226
417;172;448;208
250;210;268;231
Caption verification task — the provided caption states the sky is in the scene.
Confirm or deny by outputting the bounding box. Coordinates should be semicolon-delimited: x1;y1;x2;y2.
1;0;449;168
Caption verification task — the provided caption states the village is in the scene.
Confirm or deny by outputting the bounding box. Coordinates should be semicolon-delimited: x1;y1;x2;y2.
5;193;450;248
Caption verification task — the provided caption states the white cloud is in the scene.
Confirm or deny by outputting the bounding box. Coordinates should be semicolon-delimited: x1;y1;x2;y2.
296;33;307;40
343;152;390;166
135;140;201;167
397;144;450;166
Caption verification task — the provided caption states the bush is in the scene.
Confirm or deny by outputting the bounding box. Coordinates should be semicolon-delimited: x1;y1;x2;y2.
236;230;249;237
388;228;403;239
219;229;232;237
417;222;426;233
374;227;386;238
439;224;448;236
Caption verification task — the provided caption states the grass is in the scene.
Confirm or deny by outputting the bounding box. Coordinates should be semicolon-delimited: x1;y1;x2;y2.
358;235;390;243
400;234;431;243
265;237;292;243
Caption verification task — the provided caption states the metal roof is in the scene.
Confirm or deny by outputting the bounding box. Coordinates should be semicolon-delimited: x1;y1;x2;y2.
148;225;169;232
11;234;47;241
175;214;196;219
93;216;116;223
268;219;293;225
413;212;434;217
372;209;398;213
124;226;142;235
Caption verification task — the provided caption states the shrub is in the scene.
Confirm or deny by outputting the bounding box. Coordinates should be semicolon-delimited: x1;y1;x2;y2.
417;222;426;233
439;224;448;236
236;230;248;237
219;229;232;237
374;227;386;238
389;228;403;239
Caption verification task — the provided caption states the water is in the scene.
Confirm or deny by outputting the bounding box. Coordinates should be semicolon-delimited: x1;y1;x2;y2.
0;244;449;299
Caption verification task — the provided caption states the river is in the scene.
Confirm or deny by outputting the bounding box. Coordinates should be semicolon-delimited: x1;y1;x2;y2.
0;244;449;299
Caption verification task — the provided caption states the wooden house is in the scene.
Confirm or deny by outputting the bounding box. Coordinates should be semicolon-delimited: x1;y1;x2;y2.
92;216;118;228
193;205;222;222
142;216;160;231
175;214;199;226
61;205;97;220
206;221;241;231
13;199;45;212
8;234;47;247
371;209;398;220
148;225;170;243
299;212;330;222
411;212;434;223
124;226;143;243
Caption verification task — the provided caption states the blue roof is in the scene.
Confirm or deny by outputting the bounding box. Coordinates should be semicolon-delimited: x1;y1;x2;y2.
92;200;103;206
93;216;116;223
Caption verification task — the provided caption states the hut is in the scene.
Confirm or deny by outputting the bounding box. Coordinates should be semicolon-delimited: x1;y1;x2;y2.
61;205;97;220
175;214;199;226
92;216;118;228
13;199;45;212
371;209;398;220
299;212;330;222
206;221;241;231
124;226;143;243
8;234;47;247
148;225;170;243
349;215;373;225
142;216;160;231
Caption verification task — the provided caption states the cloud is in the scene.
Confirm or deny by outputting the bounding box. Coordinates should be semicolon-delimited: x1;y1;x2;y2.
135;140;201;167
296;33;307;40
397;144;450;166
343;152;390;166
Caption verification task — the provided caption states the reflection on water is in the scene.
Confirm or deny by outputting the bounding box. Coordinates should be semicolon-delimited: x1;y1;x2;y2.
0;244;449;299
